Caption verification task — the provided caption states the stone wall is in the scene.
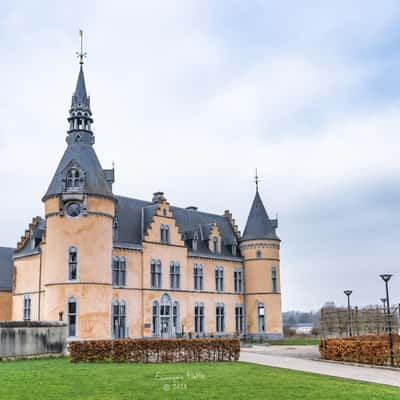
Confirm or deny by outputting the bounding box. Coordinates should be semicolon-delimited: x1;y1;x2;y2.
0;321;67;358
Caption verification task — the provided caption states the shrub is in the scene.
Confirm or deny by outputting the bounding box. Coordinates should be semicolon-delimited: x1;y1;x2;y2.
70;338;240;363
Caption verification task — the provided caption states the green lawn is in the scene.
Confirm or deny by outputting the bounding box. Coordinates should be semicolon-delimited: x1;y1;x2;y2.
0;357;398;400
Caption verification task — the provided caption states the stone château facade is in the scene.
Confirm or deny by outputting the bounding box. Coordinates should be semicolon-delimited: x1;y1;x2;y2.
0;59;283;340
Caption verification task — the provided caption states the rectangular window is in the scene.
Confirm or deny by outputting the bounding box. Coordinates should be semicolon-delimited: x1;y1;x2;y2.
272;267;277;292
215;267;224;291
234;269;242;293
194;264;203;291
23;295;31;321
112;257;127;287
235;305;244;333
169;262;180;289
194;303;205;335
151;260;162;288
216;304;225;333
68;298;77;337
160;225;170;243
258;304;265;333
68;247;78;281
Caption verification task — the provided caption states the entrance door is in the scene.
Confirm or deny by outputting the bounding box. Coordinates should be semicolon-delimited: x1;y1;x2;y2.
160;304;170;338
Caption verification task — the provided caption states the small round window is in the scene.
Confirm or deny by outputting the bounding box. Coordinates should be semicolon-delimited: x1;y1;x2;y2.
66;202;82;218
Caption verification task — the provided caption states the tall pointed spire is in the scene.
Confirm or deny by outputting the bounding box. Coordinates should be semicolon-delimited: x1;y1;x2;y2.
67;30;94;145
242;180;279;241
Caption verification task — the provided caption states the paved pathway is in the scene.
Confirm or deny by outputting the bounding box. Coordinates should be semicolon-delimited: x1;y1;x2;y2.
240;346;400;387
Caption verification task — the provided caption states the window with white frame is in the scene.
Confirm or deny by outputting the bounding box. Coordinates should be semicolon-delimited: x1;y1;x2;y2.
172;301;180;334
235;305;244;333
151;259;162;288
258;302;265;333
23;294;31;321
234;268;243;293
68;246;78;281
67;296;77;337
193;264;203;291
272;267;277;292
112;300;127;338
216;303;225;333
194;302;205;335
215;266;224;291
112;256;127;286
169;261;180;289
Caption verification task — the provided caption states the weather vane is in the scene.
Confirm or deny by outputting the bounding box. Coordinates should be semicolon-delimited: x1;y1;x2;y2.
76;30;87;65
254;168;260;191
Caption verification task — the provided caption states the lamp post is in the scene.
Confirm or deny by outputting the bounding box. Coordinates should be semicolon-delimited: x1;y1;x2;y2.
380;274;393;366
344;290;353;337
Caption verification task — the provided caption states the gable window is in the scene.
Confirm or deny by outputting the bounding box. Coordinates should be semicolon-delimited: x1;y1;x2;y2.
193;264;204;291
165;225;170;243
67;297;77;337
112;300;127;338
65;168;83;191
112;256;127;287
232;243;237;256
68;246;78;281
272;267;277;292
215;266;224;292
194;302;205;335
235;305;244;333
234;268;243;293
213;237;218;253
160;224;170;243
258;302;265;333
193;233;198;251
169;261;180;289
216;303;225;333
23;294;31;321
151;259;162;288
162;208;167;217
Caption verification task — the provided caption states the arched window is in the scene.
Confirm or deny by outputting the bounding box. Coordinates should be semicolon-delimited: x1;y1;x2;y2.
162;208;167;217
160;293;172;337
67;297;77;337
66;168;82;190
215;266;224;292
216;303;225;333
193;264;203;291
151;259;162;288
169;261;180;289
112;256;127;287
258;302;265;333
152;301;160;336
68;246;78;281
23;294;32;321
194;302;205;336
172;301;180;335
112;300;127;338
213;237;218;253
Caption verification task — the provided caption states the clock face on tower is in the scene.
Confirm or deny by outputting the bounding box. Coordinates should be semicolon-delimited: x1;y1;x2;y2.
65;202;82;218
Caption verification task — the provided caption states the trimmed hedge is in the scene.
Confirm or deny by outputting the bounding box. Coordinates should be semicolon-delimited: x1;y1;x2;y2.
70;338;240;363
320;334;400;366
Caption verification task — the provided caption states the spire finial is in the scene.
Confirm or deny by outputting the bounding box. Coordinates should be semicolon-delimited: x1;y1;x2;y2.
76;30;87;65
254;168;260;191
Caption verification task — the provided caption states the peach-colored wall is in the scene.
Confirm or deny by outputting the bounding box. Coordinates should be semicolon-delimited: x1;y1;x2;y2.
0;291;12;320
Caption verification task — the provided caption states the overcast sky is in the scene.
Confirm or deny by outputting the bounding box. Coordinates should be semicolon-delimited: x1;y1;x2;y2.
1;1;399;311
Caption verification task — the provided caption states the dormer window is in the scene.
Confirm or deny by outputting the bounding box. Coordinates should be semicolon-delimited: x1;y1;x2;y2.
193;233;198;251
213;237;218;253
65;168;83;191
232;242;237;256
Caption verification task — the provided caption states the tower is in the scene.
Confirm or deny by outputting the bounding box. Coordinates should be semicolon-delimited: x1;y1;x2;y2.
240;175;283;339
40;43;116;338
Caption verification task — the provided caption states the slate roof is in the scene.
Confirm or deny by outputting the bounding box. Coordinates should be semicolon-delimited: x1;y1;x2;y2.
114;195;241;259
43;143;113;200
242;190;280;241
72;65;89;107
0;247;14;291
14;218;46;258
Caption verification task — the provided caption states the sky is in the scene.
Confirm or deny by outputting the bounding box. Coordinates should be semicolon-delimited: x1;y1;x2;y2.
0;1;399;311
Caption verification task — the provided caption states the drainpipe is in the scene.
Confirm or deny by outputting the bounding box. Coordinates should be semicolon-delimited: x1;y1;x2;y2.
38;246;42;321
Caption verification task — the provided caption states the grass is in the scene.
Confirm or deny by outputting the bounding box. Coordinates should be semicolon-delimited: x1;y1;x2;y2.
243;338;320;346
0;358;399;400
